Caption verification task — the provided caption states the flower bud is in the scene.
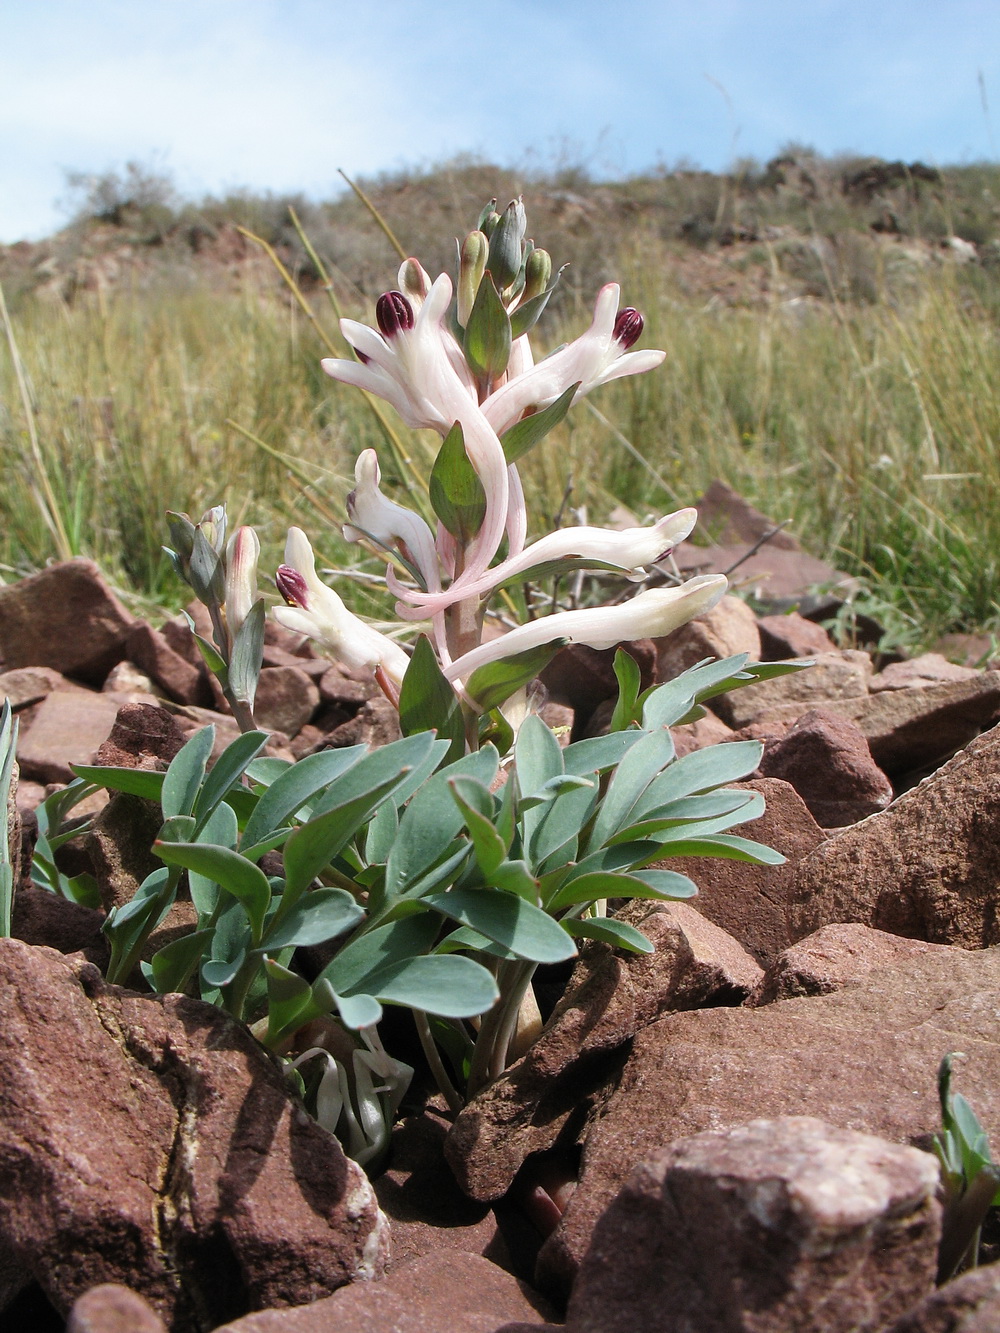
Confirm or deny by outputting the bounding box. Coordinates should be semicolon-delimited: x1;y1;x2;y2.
398;257;430;308
224;526;260;638
487;198;526;291
165;511;196;565
457;230;489;328
375;290;414;338
522;248;552;303
276;565;310;608
613;308;644;349
477;198;500;237
198;504;227;554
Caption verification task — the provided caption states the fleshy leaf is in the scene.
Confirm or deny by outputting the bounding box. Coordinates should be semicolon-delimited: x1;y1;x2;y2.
399;636;465;763
499;382;578;464
429;421;487;543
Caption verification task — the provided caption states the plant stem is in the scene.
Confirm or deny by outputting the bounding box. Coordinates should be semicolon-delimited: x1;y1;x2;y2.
413;1010;464;1115
227;694;258;735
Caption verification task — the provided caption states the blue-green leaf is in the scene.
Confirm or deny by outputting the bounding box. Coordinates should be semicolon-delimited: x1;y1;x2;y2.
260;887;364;949
587;729;676;850
361;954;499;1019
563;916;653;954
319;914;442;996
241;745;367;851
154;842;271;942
70;765;166;800
425;887;576;963
193;729;268;831
466;641;566;713
399;635;465;763
161;725;215;820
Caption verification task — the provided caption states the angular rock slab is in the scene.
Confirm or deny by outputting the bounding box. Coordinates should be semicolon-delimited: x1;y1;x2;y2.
789;723;1000;948
446;904;761;1202
0;558;135;683
885;1261;1000;1332
0;941;387;1328
538;946;1000;1296
211;1253;557;1332
565;1117;940;1333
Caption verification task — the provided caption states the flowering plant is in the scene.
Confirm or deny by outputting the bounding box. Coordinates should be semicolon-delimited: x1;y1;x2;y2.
61;198;804;1166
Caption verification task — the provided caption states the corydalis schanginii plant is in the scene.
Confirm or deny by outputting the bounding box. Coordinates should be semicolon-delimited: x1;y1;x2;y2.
272;197;730;753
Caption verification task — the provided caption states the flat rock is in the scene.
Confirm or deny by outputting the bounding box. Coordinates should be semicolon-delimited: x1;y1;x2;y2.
747;923;960;1005
885;1261;1000;1331
16;690;121;784
324;697;403;750
712;651;872;729
127;623;206;705
669;710;735;757
0;941;388;1327
93;702;188;770
11;885;108;968
565;1117;940;1333
446;903;761;1202
537;946;1000;1297
0;666;85;710
788;723;1000;948
673;542;854;602
0;559;135;684
654;594;761;682
661;778;828;966
212;1253;556;1332
758;707;893;827
870;653;982;691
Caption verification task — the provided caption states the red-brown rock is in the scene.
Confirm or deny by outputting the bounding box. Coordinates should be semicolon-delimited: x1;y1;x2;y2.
253;667;320;737
757;612;836;660
884;1261;1000;1331
661;778;828;966
870;652;981;691
0;560;135;684
540;640;656;730
565;1117;940;1333
0;666;83;710
757;707;893;826
324;697;403;750
126;623;206;705
712;650;872;729
0;941;387;1327
446;903;762;1202
93;703;188;770
654;594;761;683
211;1253;556;1332
747;923;959;1006
16;690;122;784
788;722;1000;948
67;1283;167;1332
537;946;1000;1296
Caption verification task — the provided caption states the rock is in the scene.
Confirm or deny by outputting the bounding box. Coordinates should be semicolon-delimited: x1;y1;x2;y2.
102;661;160;698
564;1117;940;1333
374;1109;508;1271
747;923;959;1006
674;541;854;604
884;1261;1000;1331
540;640;656;731
126;623;206;705
253;667;320;737
212;1253;557;1332
537;701;574;745
11;885;108;967
446;904;762;1202
318;664;375;708
92;703;188;771
856;674;1000;774
712;650;872;729
0;666;83;710
86;794;164;913
757;612;836;660
67;1283;167;1332
0;560;135;684
537;946;1000;1295
158;614;203;670
758;708;893;826
933;633;997;669
324;697;403;750
654;595;761;682
789;723;1000;948
870;653;981;691
0;940;387;1326
16;690;122;784
692;480;803;551
173;707;244;761
661;778;828;966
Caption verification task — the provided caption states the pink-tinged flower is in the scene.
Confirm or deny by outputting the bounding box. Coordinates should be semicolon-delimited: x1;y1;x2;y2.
321;274;477;434
343;450;441;592
390;509;698;618
273;528;410;686
322;273;511;585
224;526;260;638
481;284;666;436
443;575;728;685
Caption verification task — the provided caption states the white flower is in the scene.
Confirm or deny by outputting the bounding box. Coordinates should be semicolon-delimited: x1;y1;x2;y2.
444;575;728;685
344;450;441;592
273;527;410;685
481;284;666;436
390;509;698;618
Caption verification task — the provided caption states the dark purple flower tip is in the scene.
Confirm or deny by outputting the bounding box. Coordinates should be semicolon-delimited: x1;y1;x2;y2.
376;290;415;338
613;308;644;349
276;566;310;608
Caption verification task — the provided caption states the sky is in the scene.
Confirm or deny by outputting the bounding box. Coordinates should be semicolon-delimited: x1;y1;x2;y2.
2;0;999;242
